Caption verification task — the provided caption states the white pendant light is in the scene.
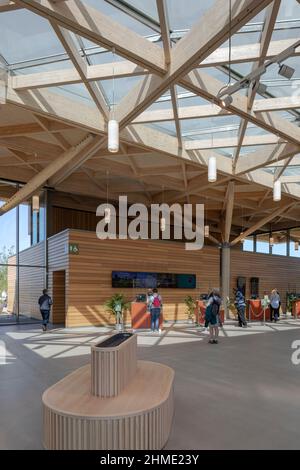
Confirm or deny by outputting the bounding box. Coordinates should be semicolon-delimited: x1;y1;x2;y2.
295;241;299;251
108;47;119;153
32;195;39;212
160;217;166;232
204;225;209;238
108;119;119;153
240;232;245;243
104;207;111;223
270;236;274;246
273;179;281;201
208;156;217;182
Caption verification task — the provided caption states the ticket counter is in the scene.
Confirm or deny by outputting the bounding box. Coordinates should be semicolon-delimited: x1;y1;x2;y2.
131;302;163;329
246;299;271;321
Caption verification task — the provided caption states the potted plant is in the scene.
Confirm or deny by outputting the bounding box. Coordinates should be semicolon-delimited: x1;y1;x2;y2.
184;295;196;323
104;293;130;331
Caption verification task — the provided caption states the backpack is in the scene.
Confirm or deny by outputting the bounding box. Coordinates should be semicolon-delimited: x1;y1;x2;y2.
211;296;221;317
152;295;161;308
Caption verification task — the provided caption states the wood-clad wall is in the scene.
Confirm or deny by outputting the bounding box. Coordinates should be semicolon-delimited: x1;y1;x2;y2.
231;249;300;308
7;242;45;319
66;231;220;327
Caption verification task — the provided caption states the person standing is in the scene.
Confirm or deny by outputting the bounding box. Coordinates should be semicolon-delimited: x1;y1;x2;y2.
270;289;280;322
38;289;53;331
205;289;222;344
234;288;247;327
147;288;162;333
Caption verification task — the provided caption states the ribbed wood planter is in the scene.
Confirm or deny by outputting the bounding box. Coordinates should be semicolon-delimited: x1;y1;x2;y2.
43;361;174;450
91;333;137;397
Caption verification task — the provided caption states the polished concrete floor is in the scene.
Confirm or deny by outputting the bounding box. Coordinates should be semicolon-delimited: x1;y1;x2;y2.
1;320;300;450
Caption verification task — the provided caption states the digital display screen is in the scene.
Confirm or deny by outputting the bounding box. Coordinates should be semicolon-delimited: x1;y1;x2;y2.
112;271;196;289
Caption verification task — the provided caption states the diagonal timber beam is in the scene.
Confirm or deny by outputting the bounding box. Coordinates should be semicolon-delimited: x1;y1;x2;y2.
15;0;166;74
0;134;103;214
235;142;300;174
51;22;109;119
231;201;296;245
10;38;300;92
114;0;271;128
181;70;300;147
232;0;281;170
6;80;300;201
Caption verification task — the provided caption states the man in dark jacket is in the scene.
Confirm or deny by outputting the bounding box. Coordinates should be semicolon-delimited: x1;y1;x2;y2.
38;289;53;331
234;288;247;328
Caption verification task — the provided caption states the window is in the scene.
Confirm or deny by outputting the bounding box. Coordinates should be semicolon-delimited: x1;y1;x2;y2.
289;229;300;258
243;236;254;252
256;233;270;254
271;231;287;256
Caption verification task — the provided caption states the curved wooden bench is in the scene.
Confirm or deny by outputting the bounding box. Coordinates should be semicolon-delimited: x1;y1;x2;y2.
43;360;174;450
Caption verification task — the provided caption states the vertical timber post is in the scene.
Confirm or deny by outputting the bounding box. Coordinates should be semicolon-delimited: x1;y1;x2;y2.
221;243;231;319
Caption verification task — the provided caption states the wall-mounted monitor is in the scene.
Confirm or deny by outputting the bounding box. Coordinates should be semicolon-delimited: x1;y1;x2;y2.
112;271;196;289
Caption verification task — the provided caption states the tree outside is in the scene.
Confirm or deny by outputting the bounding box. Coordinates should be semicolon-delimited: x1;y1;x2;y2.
0;245;15;309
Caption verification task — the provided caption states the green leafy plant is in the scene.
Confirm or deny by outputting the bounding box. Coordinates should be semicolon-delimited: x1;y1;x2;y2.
287;293;297;313
184;295;196;321
104;293;130;326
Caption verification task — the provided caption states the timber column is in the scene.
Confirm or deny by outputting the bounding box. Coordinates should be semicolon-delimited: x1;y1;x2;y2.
221;243;231;319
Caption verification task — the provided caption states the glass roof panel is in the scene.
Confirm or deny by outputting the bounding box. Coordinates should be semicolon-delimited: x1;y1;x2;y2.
84;0;157;35
146;120;177;137
166;0;214;32
122;0;159;21
46;84;94;106
98;75;146;105
0;9;66;65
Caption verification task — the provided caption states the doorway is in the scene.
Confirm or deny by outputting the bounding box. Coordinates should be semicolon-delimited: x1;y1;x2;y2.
52;271;66;326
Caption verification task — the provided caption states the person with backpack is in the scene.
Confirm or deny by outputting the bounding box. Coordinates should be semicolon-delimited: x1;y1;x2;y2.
205;289;222;344
234;288;247;327
270;289;281;322
147;288;162;333
38;289;53;331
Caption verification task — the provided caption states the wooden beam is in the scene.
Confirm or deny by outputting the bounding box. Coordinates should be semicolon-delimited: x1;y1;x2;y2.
0;134;102;214
16;0;166;74
51;22;109;119
231;204;297;244
232;0;280;170
224;181;235;243
185;134;281;150
156;0;171;66
235;142;300;174
181;70;300;147
114;0;271;127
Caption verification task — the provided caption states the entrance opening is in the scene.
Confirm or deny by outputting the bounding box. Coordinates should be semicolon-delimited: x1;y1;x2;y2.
52;271;66;326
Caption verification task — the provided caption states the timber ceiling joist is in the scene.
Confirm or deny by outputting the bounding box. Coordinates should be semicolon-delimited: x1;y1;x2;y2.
0;0;300;241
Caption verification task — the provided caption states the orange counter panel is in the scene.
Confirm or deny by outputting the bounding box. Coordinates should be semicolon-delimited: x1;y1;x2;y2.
130;302;163;329
292;300;300;318
246;299;271;321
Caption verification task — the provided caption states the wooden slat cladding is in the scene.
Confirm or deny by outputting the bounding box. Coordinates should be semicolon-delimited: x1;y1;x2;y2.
7;242;45;319
66;231;220;327
91;334;137;397
231;249;300;308
51;206;98;236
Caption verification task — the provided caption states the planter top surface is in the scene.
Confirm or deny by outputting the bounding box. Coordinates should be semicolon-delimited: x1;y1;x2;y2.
95;332;133;348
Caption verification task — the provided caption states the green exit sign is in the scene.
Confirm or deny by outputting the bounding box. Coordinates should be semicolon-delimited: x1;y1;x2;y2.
69;243;79;255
